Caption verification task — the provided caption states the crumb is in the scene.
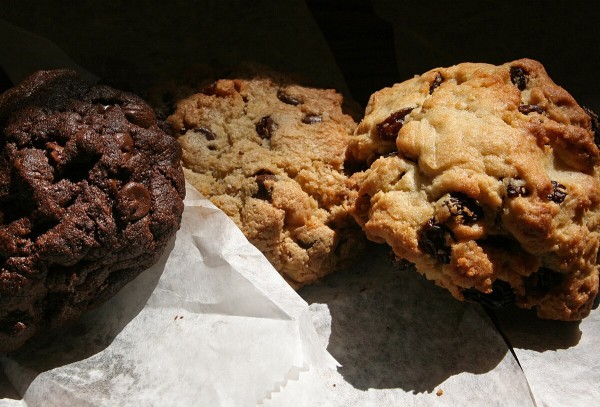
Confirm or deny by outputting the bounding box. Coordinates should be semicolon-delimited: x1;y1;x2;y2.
436;389;443;396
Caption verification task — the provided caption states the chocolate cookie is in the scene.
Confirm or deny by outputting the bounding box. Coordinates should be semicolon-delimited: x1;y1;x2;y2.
0;70;185;353
348;59;600;320
168;77;366;287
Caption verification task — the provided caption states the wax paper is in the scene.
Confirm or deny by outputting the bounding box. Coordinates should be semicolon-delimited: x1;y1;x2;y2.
0;185;338;406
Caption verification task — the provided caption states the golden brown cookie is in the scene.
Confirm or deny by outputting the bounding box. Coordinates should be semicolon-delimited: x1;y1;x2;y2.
168;76;366;287
348;59;600;320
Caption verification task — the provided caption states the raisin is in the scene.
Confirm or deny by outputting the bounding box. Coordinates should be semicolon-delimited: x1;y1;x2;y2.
582;106;600;147
524;267;564;294
506;182;529;198
302;114;322;124
255;116;277;139
444;193;483;224
277;89;302;106
547;180;567;203
462;280;516;309
192;126;217;140
376;108;414;140
510;66;528;91
429;72;444;95
418;218;452;264
254;171;278;200
518;104;545;115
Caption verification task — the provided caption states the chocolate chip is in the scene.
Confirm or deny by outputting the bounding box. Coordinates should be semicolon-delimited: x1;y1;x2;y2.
418;218;452;264
510;66;528;91
115;133;134;160
547;180;567;203
444;193;483;224
254;173;278;200
192;126;217;140
297;238;316;250
429;72;444;95
122;104;155;129
302;114;322;124
116;181;151;221
376;108;414;140
506;182;529;198
582;106;600;147
255;116;277;139
277;89;302;106
46;142;64;164
524;267;564;295
462;280;516;308
518;104;545;115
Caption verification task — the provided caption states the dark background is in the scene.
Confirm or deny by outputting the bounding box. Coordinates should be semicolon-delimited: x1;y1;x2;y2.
308;0;600;111
2;0;599;111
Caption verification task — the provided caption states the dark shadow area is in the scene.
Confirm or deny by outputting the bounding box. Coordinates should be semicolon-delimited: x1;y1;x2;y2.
489;305;582;353
306;0;399;108
0;65;12;94
1;1;352;107
300;244;511;393
309;0;599;113
301;242;585;392
0;368;20;400
0;238;172;399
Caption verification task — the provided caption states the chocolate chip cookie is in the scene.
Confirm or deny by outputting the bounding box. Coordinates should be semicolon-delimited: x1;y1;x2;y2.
0;70;185;353
348;59;600;320
168;77;366;287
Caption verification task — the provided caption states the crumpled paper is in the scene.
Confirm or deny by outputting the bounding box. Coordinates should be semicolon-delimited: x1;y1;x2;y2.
0;184;336;406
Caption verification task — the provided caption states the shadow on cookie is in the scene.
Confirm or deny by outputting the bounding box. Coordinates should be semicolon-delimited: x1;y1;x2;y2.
0;238;172;400
300;244;513;393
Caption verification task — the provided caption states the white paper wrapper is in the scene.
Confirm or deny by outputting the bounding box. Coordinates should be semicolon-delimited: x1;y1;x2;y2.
0;184;336;406
493;303;600;407
300;246;536;407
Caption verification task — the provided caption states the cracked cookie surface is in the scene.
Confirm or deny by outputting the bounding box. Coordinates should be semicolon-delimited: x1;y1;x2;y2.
348;59;600;320
0;70;185;352
168;77;366;287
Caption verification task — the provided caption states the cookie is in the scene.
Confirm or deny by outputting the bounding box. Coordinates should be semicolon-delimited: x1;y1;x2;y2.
168;77;366;287
0;70;185;353
348;59;600;320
